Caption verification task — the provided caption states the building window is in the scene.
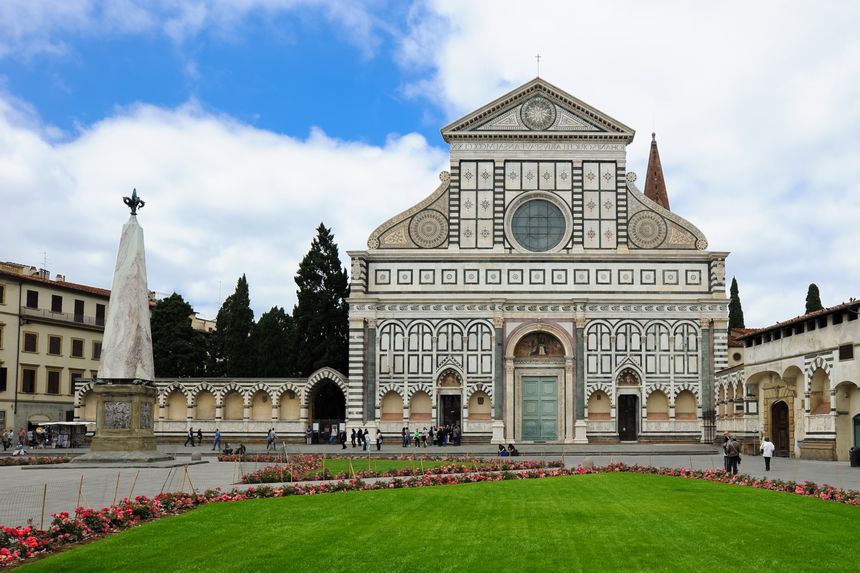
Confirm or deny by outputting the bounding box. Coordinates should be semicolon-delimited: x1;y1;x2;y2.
96;303;106;327
51;294;63;313
0;284;5;304
26;290;38;309
23;332;37;353
74;299;85;323
511;199;567;252
839;344;854;361
0;323;4;349
732;352;742;362
0;367;7;392
48;335;62;355
47;370;61;394
21;368;36;393
71;338;84;358
93;341;102;360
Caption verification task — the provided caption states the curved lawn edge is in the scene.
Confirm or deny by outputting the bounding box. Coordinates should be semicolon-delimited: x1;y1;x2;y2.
2;463;858;567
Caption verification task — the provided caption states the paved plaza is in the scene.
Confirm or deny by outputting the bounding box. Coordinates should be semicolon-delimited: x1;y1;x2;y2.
2;444;858;529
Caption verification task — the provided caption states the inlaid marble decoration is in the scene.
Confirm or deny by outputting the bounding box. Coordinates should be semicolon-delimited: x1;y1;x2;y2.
105;400;131;429
140;401;152;429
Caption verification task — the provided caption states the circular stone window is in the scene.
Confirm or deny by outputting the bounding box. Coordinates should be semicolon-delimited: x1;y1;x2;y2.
510;199;568;252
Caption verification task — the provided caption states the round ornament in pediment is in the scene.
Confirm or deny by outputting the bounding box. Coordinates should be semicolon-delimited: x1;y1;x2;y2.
409;209;448;249
520;95;557;131
628;211;668;249
626;171;637;183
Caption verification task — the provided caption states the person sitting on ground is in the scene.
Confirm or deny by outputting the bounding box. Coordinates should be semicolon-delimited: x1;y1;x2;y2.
507;443;519;456
236;443;247;456
12;442;27;456
498;444;509;457
222;443;233;455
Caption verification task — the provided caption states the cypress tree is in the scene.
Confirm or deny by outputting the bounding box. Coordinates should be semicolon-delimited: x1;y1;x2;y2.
208;275;256;377
805;283;823;314
252;306;295;377
292;223;349;376
727;277;745;330
150;293;207;377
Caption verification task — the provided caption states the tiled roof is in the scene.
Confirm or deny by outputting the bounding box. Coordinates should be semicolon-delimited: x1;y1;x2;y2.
643;133;671;210
728;328;755;347
738;300;860;339
0;271;111;298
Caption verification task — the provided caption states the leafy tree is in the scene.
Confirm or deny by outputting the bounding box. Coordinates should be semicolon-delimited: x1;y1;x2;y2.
252;306;295;377
208;275;256;377
805;283;823;314
150;293;207;377
728;277;745;330
292;223;349;376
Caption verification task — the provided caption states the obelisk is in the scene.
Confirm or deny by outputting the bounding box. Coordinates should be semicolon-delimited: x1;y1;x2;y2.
76;190;171;462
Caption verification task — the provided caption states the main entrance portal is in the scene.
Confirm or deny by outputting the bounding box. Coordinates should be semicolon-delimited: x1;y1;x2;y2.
618;395;638;441
521;376;558;441
439;395;461;427
310;380;345;444
772;401;790;456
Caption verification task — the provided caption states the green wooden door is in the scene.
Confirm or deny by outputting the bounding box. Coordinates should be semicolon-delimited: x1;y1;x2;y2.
521;376;558;441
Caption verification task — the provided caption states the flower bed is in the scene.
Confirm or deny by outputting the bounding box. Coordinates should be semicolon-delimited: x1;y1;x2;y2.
0;456;72;467
1;463;857;567
240;458;559;484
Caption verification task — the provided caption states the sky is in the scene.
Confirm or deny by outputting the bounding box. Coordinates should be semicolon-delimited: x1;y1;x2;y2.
1;0;858;327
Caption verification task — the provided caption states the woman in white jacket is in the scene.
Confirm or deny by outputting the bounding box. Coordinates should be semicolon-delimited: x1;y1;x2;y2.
760;437;776;471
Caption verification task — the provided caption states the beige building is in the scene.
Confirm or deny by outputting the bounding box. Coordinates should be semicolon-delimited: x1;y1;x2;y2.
0;262;109;432
716;301;860;460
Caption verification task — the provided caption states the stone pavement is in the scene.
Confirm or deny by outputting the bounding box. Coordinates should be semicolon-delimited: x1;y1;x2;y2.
1;444;857;529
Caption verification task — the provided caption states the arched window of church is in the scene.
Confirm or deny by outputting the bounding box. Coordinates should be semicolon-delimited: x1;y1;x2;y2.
435;322;464;368
407;322;434;376
466;322;493;376
613;322;643;370
378;322;405;377
585;322;612;375
671;323;699;375
644;323;670;376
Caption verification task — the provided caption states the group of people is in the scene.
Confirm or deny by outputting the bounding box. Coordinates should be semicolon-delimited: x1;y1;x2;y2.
722;432;776;474
497;444;520;457
265;428;279;451
401;425;461;448
347;428;382;451
183;427;204;447
4;427;51;449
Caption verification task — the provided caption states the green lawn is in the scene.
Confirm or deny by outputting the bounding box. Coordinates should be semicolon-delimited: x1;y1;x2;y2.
20;474;858;572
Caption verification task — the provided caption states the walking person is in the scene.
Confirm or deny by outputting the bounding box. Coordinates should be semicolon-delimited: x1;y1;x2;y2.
211;428;222;451
184;427;195;447
760;436;775;471
305;427;313;445
266;428;274;451
725;434;741;475
722;432;731;472
196;428;202;447
351;428;357;448
376;430;382;451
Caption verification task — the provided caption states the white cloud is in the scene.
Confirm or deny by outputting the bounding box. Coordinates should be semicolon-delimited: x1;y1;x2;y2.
0;0;385;59
397;0;860;326
0;95;447;319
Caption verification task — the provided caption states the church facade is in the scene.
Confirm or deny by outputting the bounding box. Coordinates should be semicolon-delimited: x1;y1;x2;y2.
346;79;729;444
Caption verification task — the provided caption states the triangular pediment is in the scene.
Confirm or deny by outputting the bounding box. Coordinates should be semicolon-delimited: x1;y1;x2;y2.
441;78;635;142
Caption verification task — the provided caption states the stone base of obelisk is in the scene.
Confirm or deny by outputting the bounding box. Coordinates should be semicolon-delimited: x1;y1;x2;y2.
75;383;173;463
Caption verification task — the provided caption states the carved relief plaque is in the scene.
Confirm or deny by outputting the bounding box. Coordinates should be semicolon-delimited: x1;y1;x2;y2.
513;333;565;358
140;402;153;430
104;401;131;429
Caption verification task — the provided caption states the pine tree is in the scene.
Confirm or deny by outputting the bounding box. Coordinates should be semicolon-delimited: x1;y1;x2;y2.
727;277;745;330
805;283;823;314
252;306;295;377
292;224;349;376
208;275;256;377
150;293;207;377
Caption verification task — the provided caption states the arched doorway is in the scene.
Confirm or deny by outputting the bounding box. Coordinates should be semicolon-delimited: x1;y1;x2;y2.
513;332;566;442
309;380;346;444
771;401;790;457
617;369;641;441
436;369;462;428
854;414;860;449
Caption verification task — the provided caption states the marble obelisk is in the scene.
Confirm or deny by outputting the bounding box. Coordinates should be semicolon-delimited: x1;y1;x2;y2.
77;190;171;462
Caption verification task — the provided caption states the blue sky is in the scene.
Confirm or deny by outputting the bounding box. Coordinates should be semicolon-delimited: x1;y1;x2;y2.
1;1;859;327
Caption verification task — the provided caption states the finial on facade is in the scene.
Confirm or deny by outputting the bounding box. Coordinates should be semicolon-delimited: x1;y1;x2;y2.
651;132;656;142
535;53;541;77
123;189;145;215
